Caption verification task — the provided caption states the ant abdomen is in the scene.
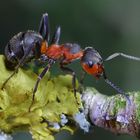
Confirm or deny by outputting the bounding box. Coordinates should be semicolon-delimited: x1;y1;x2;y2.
4;31;43;70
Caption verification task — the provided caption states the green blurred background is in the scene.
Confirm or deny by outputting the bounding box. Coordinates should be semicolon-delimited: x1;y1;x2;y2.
0;0;140;140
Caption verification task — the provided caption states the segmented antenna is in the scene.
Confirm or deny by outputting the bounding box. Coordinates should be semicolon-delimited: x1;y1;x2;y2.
105;52;140;61
104;78;131;104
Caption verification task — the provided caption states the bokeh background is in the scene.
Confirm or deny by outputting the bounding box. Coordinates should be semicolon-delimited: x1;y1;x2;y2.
0;0;140;140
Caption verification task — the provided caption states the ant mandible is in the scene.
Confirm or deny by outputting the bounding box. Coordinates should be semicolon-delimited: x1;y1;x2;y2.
2;13;140;111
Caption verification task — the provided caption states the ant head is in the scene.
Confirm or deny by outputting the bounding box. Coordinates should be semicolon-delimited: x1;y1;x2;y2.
81;47;104;78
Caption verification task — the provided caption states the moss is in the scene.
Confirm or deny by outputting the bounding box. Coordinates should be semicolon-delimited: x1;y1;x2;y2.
134;92;140;123
115;97;126;110
109;95;126;116
0;55;82;140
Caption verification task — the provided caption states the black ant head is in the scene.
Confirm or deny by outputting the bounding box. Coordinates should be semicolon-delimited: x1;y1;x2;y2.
81;47;104;78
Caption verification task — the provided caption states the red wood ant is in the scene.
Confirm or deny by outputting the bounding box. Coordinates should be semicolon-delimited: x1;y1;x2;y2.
2;13;140;111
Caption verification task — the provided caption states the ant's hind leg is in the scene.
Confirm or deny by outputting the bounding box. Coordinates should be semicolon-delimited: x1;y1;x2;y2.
39;13;49;41
1;43;35;90
51;26;61;44
1;70;17;90
105;52;140;61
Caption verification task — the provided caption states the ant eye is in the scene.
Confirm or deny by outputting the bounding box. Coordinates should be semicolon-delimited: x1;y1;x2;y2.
88;61;93;68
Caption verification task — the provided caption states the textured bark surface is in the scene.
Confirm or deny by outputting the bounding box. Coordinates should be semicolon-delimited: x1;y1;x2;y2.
82;88;140;138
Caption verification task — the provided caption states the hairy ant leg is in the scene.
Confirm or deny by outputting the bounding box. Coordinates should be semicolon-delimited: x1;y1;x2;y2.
2;43;36;90
39;13;49;41
51;26;61;44
29;59;55;111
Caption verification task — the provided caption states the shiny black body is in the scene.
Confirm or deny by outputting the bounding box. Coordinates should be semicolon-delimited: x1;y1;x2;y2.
2;13;52;111
5;31;43;70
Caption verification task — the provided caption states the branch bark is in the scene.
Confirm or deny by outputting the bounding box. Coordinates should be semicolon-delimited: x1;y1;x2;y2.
82;88;140;138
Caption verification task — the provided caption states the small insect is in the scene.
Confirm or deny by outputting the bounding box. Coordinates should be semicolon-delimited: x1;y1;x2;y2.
2;13;140;111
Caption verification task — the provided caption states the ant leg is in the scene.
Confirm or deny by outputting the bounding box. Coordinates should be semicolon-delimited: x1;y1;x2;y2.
51;26;61;44
29;60;54;112
1;70;17;90
79;71;86;85
103;71;131;104
1;44;35;90
39;13;49;41
105;52;140;61
60;64;77;100
78;71;86;94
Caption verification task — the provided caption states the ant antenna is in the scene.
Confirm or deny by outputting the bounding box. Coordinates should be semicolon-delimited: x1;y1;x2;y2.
105;52;140;61
103;71;131;104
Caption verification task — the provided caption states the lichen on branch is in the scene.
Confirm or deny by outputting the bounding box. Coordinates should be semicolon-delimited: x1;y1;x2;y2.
82;88;140;138
0;55;82;140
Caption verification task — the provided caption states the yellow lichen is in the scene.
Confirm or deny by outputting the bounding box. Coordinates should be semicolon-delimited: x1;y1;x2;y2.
0;55;82;140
